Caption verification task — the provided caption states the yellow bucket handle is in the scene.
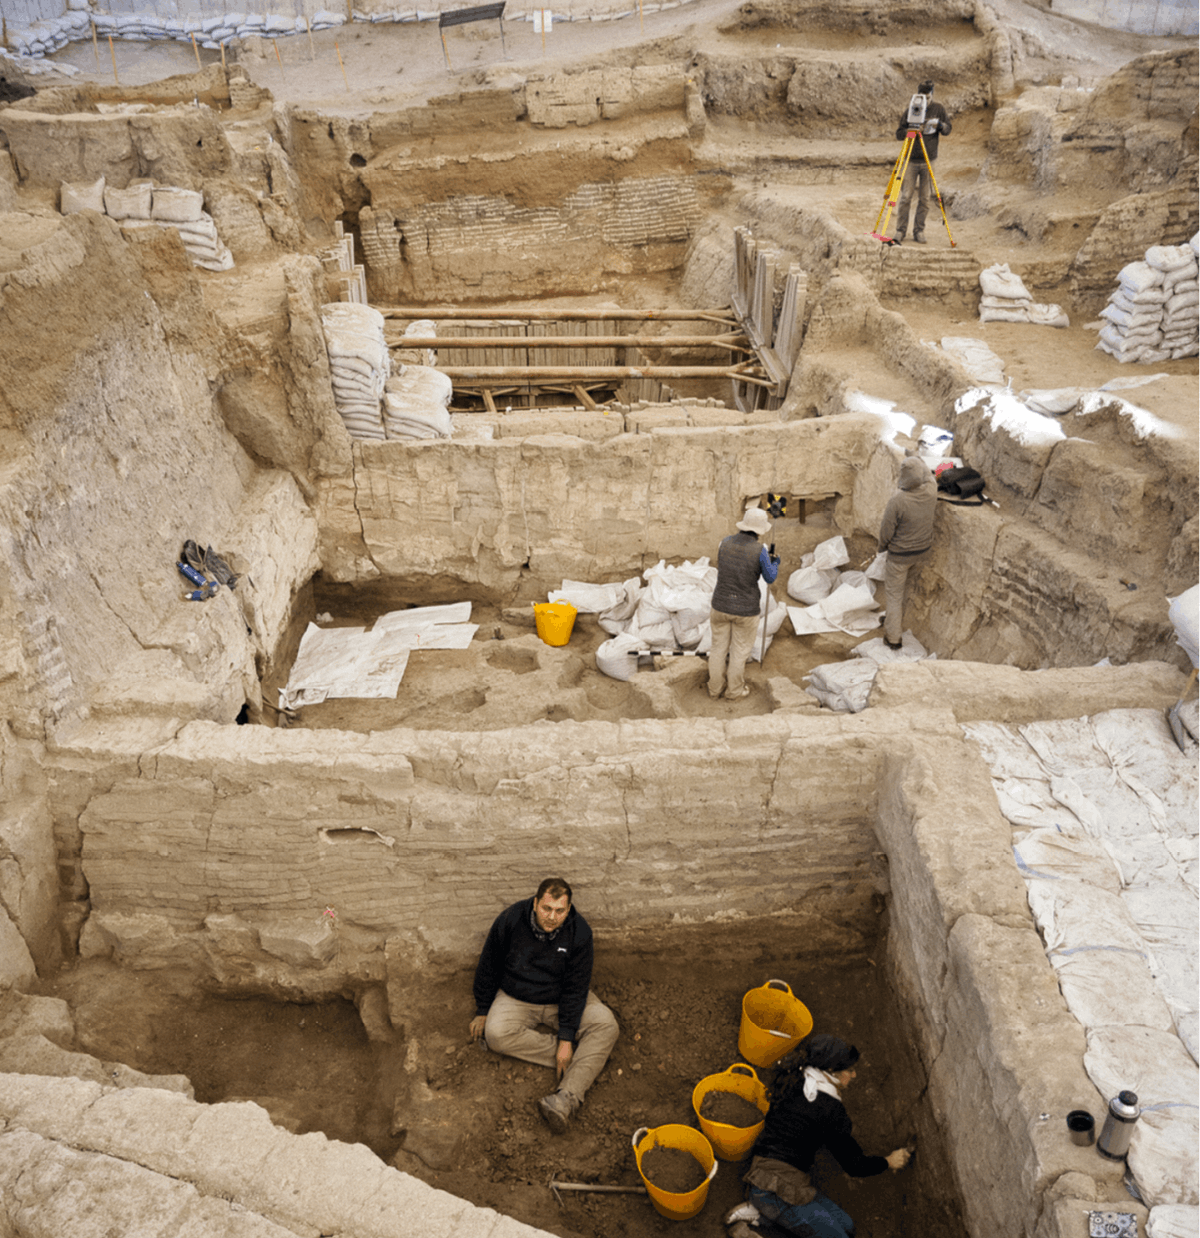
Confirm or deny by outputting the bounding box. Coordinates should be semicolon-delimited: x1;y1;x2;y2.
704;1160;719;1183
764;978;793;994
724;1064;761;1081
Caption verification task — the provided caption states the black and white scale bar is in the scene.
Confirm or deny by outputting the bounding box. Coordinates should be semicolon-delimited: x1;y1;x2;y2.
628;650;709;658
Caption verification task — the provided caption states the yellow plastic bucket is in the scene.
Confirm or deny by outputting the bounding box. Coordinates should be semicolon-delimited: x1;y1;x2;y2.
738;979;814;1068
631;1124;718;1220
533;601;577;647
692;1063;769;1161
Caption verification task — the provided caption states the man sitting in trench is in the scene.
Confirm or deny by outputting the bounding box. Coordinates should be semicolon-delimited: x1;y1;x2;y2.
469;877;619;1134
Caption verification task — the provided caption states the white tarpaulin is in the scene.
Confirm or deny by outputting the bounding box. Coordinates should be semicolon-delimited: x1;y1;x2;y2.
1148;1205;1199;1238
281;604;476;708
965;708;1200;1208
788;581;883;636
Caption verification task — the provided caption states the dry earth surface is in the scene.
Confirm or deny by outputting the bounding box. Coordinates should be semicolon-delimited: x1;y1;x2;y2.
15;1;1198;1235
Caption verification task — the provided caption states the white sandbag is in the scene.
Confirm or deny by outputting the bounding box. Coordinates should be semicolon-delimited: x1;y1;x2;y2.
1145;244;1196;273
1096;338;1151;365
811;535;849;571
192;250;235;272
1100;323;1161;351
103;182;152;220
1166;290;1200;314
1168;586;1199;668
1101;302;1162;330
60;176;105;214
632;618;675;649
333;356;378;381
383;393;451;438
598;578;642;633
1119;261;1165;294
838;570;870;591
1027;302;1070;328
151;186;204;222
1114;286;1168;310
787;566;837;604
1084;1025;1199;1208
386;363;452;406
324;325;388;371
979;306;1029;324
1148;1205;1199;1238
864;552;887;582
550;580;627;613
806;659;879;713
979;262;1031;300
1163;263;1198;292
980;294;1032;309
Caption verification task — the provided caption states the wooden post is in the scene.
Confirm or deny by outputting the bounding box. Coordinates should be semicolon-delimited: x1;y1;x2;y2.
335;39;350;92
108;35;119;85
439;27;450;68
221;41;226;68
91;20;99;63
273;37;285;78
305;14;315;60
191;31;203;71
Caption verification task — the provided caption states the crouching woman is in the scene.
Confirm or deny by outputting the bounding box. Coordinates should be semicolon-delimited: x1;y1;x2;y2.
725;1034;911;1238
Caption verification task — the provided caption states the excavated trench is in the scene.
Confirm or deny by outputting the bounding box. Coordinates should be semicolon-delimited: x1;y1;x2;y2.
2;10;1195;1237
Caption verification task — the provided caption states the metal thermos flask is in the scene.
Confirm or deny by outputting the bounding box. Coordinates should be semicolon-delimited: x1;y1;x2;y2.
1097;1090;1140;1161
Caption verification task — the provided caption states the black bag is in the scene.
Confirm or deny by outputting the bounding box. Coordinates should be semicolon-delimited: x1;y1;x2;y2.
936;466;987;506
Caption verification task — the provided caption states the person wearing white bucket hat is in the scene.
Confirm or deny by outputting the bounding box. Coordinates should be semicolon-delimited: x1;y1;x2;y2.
708;505;779;701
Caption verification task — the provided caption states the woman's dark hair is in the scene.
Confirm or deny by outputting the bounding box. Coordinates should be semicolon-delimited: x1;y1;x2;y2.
768;1034;860;1103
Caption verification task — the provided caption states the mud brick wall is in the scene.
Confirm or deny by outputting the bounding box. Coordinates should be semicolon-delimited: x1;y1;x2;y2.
358;173;701;301
59;710;909;988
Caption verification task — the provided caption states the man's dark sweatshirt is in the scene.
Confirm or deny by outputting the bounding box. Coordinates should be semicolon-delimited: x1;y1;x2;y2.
895;101;951;159
473;898;594;1042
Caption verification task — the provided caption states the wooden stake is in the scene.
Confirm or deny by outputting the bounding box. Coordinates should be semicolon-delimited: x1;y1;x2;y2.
439;28;451;69
191;31;202;71
273;37;284;78
638;0;643;31
108;34;119;85
335;39;350;92
91;19;99;63
221;41;226;68
305;14;315;60
540;9;545;51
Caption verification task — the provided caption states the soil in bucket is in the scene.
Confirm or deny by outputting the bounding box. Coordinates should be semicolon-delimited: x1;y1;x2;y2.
700;1089;765;1129
640;1144;707;1194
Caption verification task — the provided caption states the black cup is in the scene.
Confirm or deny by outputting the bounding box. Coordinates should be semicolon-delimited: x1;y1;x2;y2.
1067;1110;1095;1146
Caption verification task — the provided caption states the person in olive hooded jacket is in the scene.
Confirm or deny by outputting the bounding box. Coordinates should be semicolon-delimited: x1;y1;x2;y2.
878;456;938;648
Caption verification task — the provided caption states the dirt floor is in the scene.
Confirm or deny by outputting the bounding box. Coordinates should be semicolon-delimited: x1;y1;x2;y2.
260;516;881;730
46;918;966;1238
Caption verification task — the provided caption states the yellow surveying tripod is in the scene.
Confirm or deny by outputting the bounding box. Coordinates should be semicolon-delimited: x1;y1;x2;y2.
873;106;955;247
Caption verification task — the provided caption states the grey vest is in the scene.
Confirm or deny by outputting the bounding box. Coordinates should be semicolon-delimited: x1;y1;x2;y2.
711;533;763;617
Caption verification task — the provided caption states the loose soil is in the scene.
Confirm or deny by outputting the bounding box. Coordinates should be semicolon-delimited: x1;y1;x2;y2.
640;1144;708;1195
45;922;967;1238
700;1089;765;1129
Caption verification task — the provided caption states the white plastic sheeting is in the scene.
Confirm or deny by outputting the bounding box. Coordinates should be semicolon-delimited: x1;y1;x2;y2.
804;633;932;713
1168;586;1199;668
965;708;1199;1208
280;604;476;708
1148;1205;1199;1238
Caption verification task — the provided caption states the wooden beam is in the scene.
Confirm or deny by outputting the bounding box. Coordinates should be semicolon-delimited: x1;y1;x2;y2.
573;385;598;410
482;388;497;413
435;365;762;380
385;333;748;350
378;306;736;322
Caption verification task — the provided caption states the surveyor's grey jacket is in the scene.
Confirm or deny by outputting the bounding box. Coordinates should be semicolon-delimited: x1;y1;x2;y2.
878;457;937;556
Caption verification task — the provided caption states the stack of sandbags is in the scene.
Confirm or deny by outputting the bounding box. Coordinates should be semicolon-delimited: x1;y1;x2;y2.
1156;241;1200;359
979;263;1068;328
61;180;234;270
151;187;234;271
1097;238;1200;364
321;303;389;441
383;365;453;440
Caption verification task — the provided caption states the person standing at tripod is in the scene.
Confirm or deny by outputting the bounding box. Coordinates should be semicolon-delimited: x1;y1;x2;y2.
893;80;951;244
